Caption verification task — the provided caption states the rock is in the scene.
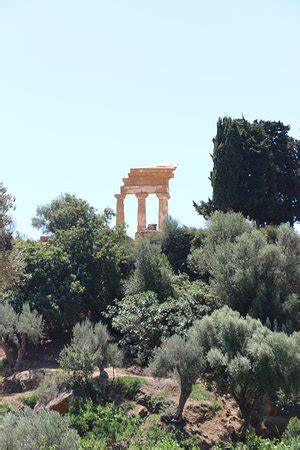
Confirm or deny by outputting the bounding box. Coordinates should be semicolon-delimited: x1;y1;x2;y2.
35;391;73;415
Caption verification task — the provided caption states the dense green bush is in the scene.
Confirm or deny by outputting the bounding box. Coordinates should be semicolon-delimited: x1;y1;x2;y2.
190;307;300;422
113;375;147;400
109;280;213;364
0;407;79;449
159;217;201;276
70;400;198;449
189;212;299;326
69;400;142;448
125;237;175;300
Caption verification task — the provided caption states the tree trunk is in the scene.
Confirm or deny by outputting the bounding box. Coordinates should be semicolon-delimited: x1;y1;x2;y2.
14;332;27;371
175;382;192;420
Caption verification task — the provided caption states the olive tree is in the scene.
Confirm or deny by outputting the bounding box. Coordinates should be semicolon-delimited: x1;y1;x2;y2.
0;302;43;371
188;211;253;278
190;307;300;424
59;320;123;388
0;407;79;450
209;229;299;324
148;335;204;420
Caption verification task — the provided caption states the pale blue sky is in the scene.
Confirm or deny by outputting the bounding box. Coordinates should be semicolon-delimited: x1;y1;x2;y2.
1;0;299;237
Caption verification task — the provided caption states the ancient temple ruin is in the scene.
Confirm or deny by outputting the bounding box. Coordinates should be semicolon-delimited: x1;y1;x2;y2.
115;164;177;234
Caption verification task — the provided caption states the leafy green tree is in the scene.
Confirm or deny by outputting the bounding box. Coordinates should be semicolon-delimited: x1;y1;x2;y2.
148;334;204;420
125;238;174;300
59;320;122;388
0;183;24;290
0;407;79;449
190;307;300;424
0;302;43;371
195;117;300;226
32;193;100;234
9;194;133;331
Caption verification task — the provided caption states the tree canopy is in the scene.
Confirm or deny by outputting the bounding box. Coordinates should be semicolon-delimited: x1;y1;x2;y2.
190;307;300;421
8;194;133;331
195;117;300;226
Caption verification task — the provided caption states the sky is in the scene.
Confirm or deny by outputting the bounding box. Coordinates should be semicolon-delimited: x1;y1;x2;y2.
1;0;299;237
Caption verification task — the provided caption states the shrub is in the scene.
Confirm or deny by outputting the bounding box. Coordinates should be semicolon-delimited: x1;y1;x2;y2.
0;402;11;415
149;393;174;414
109;280;213;365
282;417;300;443
36;370;69;404
69;400;142;447
133;424;199;449
20;391;38;408
114;376;147;400
0;407;79;449
2;378;25;394
190;307;300;423
124;238;175;300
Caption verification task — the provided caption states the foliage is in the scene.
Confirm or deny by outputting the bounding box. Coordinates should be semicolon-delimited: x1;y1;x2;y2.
0;406;79;449
9;194;133;332
131;424;199;449
195;117;300;226
113;375;147;400
149;334;204;419
20;391;39;408
214;418;300;448
209;228;299;325
188;213;299;326
0;403;11;415
124;237;174;300
188;211;253;278
0;302;43;371
0;182;25;290
59;320;121;387
36;370;70;404
160;217;200;276
190;307;300;420
71;400;198;450
190;383;213;402
109;280;213;365
69;400;142;448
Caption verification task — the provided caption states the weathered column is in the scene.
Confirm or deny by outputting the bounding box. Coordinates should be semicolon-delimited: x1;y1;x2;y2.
115;194;125;225
157;193;170;230
136;193;148;232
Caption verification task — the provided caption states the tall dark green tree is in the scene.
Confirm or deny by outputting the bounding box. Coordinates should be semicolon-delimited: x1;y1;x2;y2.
194;117;300;226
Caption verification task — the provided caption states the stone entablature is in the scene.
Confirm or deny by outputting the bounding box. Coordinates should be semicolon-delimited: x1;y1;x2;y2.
115;164;177;234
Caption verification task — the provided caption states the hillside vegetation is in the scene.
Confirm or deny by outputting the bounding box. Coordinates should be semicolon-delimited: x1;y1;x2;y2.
1;118;299;449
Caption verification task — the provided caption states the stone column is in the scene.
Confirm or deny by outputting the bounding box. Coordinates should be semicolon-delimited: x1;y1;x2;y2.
157;193;170;230
136;193;148;232
115;194;125;224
